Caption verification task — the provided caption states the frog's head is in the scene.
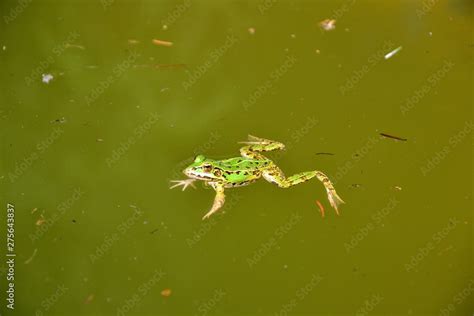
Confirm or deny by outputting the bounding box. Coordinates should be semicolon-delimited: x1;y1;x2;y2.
183;155;223;181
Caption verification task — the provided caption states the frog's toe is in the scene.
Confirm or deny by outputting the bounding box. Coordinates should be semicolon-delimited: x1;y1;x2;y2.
327;191;345;215
169;179;196;191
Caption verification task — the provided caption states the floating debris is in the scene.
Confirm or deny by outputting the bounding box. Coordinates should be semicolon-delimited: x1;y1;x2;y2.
154;64;186;69
437;245;453;256
2;45;6;51
315;152;334;156
31;207;38;214
393;185;402;191
96;138;104;142
161;289;172;297
36;215;46;226
51;117;67;124
162;25;168;30
380;133;407;141
128;39;140;44
65;43;85;50
319;19;336;31
384;46;402;60
315;49;321;54
72;219;77;223
150;228;159;234
248;27;255;35
42;73;54;84
350;184;363;189
84;294;94;304
152;39;173;47
24;248;38;264
315;200;325;218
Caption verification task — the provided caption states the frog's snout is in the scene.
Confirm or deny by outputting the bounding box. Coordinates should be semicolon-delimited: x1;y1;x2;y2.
183;167;192;177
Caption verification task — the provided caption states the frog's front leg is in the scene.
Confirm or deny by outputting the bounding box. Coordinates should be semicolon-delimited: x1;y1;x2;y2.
202;182;226;220
263;168;344;214
239;135;285;160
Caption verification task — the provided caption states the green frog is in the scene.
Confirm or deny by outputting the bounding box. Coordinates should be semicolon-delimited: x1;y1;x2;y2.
170;135;344;220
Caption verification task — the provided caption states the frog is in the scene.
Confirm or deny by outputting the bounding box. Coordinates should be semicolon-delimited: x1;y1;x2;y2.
170;135;344;220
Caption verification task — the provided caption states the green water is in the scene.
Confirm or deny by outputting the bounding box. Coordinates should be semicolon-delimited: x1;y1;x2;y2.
1;0;473;315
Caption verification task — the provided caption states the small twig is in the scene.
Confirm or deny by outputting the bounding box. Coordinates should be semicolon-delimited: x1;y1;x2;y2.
380;133;407;141
24;248;38;264
315;152;335;156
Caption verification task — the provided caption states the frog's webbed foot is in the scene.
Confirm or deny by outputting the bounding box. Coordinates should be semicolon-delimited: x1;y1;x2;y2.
315;171;345;215
326;190;345;215
239;135;283;146
169;179;197;191
202;183;225;220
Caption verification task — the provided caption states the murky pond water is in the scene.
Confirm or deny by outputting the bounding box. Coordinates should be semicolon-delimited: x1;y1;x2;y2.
1;0;472;315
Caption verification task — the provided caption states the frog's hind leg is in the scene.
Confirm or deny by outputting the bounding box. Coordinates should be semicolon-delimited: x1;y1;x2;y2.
202;182;226;220
239;135;285;160
263;169;344;214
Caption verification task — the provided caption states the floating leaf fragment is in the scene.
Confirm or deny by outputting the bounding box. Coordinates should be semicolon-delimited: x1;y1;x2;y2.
152;39;173;47
384;46;402;60
42;73;54;84
316;200;325;218
319;19;336;31
161;288;172;297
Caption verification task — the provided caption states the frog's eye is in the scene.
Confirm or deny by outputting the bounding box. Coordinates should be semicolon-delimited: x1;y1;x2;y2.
202;164;213;172
213;169;222;177
194;155;205;163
